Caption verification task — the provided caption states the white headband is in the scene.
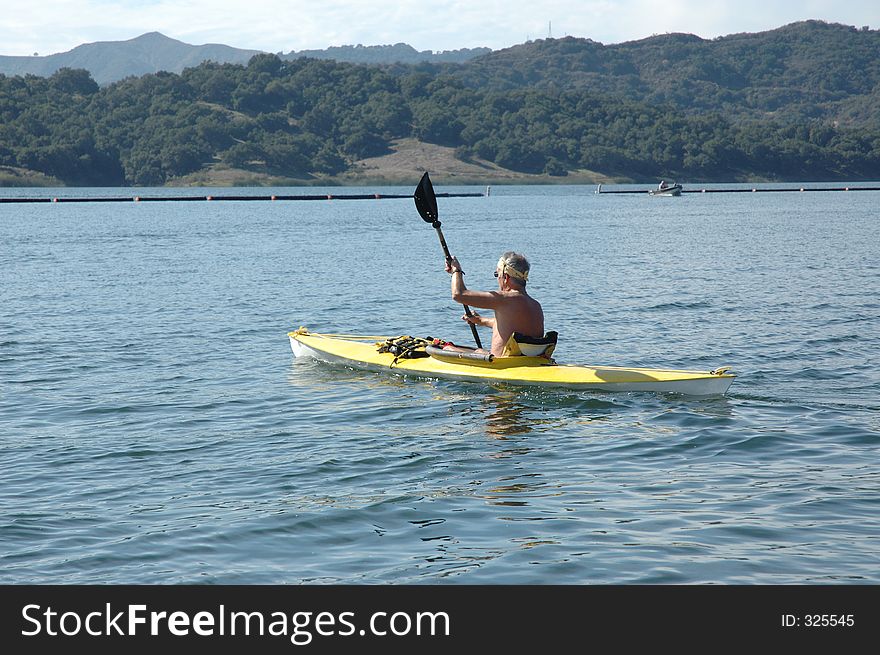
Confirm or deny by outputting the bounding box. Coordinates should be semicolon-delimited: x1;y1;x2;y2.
498;258;529;282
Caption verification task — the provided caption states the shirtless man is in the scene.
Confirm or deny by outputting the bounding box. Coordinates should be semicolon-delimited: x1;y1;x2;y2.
445;251;544;357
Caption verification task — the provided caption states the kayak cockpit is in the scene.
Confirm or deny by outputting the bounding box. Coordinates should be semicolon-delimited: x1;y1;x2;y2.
375;331;558;366
425;331;558;365
501;331;558;358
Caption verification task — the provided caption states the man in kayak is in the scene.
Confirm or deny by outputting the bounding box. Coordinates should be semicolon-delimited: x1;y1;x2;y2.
445;251;544;357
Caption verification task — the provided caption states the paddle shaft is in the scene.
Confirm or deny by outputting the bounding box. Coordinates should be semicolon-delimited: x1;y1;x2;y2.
414;172;482;350
433;221;483;350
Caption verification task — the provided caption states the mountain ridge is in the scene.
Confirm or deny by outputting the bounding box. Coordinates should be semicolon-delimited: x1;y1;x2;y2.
0;32;490;85
0;33;265;84
451;20;880;126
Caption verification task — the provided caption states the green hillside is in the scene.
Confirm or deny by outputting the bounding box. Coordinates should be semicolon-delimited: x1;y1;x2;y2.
458;21;880;126
1;21;878;186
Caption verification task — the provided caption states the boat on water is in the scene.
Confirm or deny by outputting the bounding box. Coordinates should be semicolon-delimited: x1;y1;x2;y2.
649;181;683;196
288;174;733;397
288;328;735;396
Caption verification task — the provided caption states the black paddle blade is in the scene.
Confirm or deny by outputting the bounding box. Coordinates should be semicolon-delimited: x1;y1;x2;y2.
414;172;438;223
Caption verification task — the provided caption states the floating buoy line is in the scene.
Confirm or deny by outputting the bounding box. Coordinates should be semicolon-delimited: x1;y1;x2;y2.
0;191;486;204
595;184;880;194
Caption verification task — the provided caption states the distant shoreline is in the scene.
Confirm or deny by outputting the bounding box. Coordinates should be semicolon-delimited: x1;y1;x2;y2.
4;141;875;189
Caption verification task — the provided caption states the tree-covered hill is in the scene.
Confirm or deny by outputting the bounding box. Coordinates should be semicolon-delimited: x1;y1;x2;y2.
1;21;878;186
282;43;491;65
455;21;880;126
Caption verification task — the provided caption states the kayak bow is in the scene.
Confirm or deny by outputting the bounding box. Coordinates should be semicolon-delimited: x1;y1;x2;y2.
288;328;735;396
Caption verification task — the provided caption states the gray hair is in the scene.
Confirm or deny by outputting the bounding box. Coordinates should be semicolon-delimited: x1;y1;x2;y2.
498;251;530;286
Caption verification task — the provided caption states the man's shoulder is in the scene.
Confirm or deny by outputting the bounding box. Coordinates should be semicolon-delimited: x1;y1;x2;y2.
505;290;538;301
520;292;542;309
497;291;542;312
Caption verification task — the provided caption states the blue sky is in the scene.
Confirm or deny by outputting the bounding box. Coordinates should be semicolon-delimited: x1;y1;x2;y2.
2;0;878;56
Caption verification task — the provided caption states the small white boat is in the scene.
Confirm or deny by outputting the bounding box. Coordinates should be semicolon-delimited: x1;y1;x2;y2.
649;182;683;196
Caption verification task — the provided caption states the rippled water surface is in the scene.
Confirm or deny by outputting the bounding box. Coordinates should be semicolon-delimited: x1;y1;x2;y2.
1;184;878;583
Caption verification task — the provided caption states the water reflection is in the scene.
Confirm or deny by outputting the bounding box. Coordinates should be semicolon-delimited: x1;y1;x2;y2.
286;357;412;392
479;391;534;438
473;387;629;441
288;354;738;452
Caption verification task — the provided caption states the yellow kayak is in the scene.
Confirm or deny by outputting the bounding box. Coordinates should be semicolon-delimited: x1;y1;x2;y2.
288;328;735;396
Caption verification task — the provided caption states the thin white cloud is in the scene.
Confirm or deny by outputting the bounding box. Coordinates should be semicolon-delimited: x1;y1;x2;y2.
1;0;877;56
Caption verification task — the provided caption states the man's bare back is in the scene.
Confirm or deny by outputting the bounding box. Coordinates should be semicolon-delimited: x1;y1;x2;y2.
445;252;544;357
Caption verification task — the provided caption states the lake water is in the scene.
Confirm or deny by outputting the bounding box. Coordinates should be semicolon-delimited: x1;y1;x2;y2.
1;183;878;584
